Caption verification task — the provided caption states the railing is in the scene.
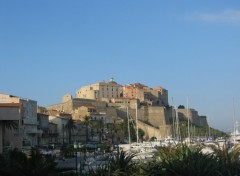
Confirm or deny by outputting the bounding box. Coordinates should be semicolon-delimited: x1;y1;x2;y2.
25;128;42;134
23;118;38;125
49;133;58;137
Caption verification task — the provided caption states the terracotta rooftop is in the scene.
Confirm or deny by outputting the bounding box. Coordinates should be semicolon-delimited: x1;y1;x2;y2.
84;105;96;109
113;97;136;100
0;103;20;108
125;83;147;88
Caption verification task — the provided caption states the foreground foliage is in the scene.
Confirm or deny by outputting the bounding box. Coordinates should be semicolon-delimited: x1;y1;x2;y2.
86;151;137;176
1;144;240;176
145;145;220;176
86;144;240;176
0;148;57;176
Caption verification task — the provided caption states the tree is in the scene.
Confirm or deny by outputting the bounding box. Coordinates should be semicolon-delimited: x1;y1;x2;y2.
178;105;185;109
82;115;91;144
95;119;104;143
1;120;18;151
106;123;115;144
138;128;145;142
108;151;136;175
114;122;125;143
0;148;57;176
87;151;136;176
65;117;76;145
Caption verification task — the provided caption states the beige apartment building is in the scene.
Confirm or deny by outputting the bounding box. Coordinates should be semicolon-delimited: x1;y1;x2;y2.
122;83;168;106
110;97;139;109
153;86;168;106
0;93;41;152
48;122;58;144
49;114;69;144
0;103;21;153
76;78;122;102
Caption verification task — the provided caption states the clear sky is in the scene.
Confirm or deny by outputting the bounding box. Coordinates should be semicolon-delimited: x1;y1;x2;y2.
1;1;240;131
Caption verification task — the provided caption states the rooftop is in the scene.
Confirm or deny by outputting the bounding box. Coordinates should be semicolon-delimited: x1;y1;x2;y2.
0;103;20;108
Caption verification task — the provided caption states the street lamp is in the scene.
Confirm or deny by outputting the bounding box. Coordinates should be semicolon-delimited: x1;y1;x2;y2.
74;142;79;175
78;143;83;175
62;124;65;144
75;143;84;175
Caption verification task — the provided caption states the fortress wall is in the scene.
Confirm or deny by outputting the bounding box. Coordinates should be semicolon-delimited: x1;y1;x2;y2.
137;120;162;140
177;109;208;127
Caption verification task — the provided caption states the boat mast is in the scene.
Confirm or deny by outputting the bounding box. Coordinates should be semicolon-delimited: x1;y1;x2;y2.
136;102;139;143
172;98;175;140
187;97;190;142
208;123;211;140
175;106;180;141
233;97;236;144
193;125;195;139
127;106;131;144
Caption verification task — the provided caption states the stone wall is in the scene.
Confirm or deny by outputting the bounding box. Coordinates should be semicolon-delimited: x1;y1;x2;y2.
46;98;208;141
62;94;72;103
106;107;118;118
137;120;162;140
177;108;208;127
116;106;173;139
46;98;106;114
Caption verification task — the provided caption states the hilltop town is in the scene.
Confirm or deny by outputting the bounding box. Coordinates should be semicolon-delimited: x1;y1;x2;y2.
0;78;208;153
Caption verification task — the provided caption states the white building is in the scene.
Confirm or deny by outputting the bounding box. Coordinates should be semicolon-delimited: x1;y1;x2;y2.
49;115;69;144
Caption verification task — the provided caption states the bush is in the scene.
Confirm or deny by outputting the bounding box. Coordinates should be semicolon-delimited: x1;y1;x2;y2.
86;151;137;176
142;144;221;176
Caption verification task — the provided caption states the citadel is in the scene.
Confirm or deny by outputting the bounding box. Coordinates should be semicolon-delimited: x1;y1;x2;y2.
0;78;208;153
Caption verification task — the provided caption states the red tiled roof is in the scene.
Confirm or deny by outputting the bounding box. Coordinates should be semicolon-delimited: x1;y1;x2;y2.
0;103;20;108
84;105;96;109
124;83;146;89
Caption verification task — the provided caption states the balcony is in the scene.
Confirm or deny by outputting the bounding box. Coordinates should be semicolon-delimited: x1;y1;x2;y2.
25;128;42;134
23;118;38;125
42;133;49;138
49;133;58;137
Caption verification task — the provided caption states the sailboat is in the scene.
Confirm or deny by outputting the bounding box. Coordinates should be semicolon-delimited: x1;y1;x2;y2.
230;121;240;144
118;105;132;151
183;98;191;144
119;103;140;152
230;98;240;145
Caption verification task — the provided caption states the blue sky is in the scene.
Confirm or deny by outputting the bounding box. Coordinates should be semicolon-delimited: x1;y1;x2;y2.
1;1;240;131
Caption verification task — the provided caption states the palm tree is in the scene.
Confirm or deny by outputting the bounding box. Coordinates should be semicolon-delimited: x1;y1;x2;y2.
82;115;91;144
94;119;104;143
0;120;18;151
151;144;221;176
65;118;76;145
115;122;125;143
107;123;115;144
87;151;136;176
4;148;57;176
211;144;240;175
108;151;136;175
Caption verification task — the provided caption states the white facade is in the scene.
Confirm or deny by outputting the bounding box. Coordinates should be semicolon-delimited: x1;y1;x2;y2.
49;115;69;144
21;99;40;147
